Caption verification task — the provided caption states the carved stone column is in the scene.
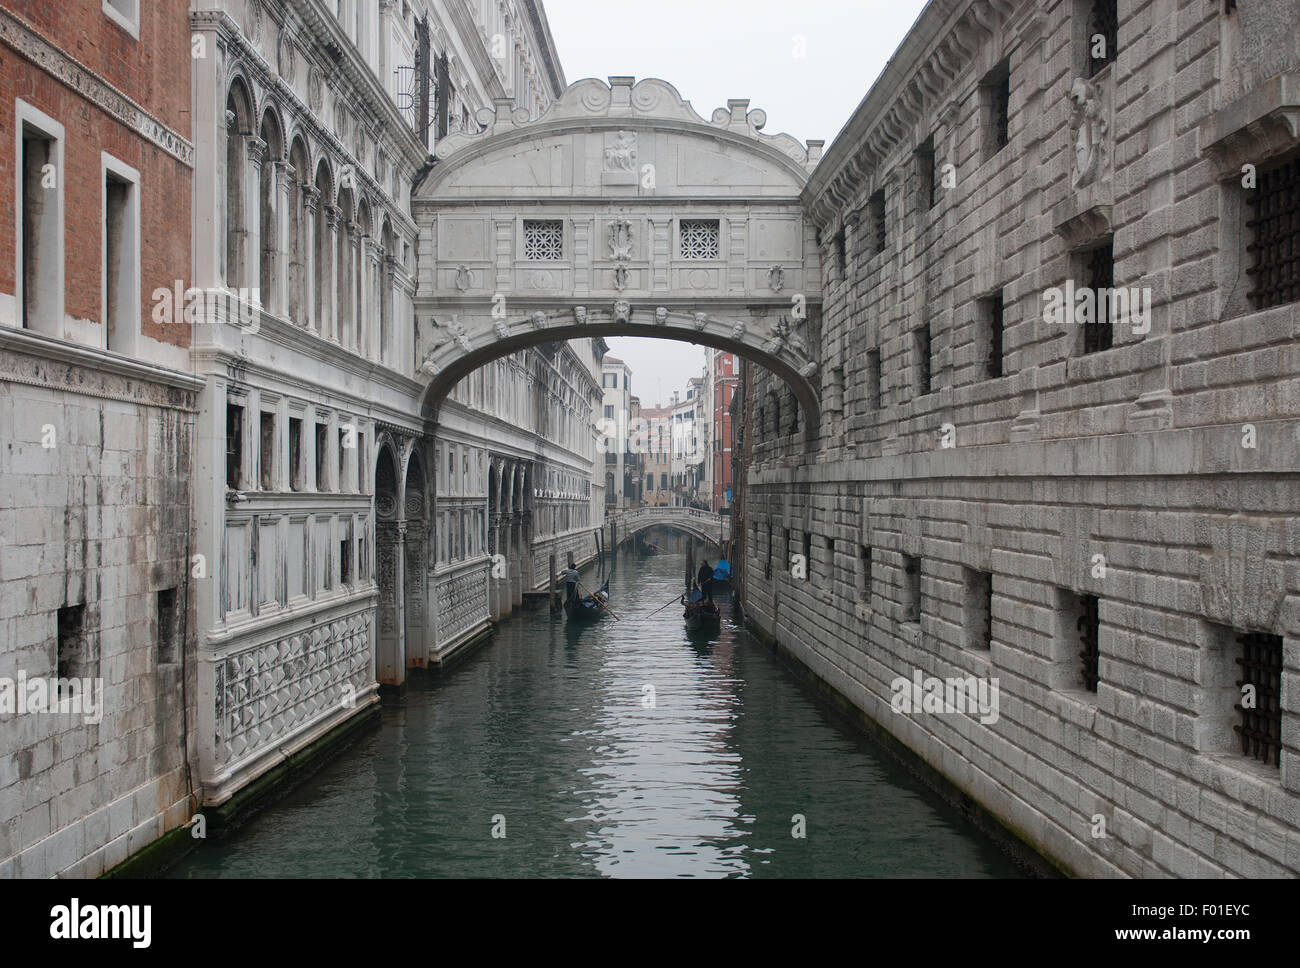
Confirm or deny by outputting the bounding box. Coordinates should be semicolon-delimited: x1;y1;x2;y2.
303;187;320;332
325;205;340;342
244;135;266;306
273;160;293;318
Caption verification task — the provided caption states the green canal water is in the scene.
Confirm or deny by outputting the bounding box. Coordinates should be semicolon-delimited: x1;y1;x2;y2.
168;547;1024;878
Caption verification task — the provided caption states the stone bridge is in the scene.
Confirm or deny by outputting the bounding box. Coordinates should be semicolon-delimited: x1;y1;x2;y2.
411;76;826;437
607;505;731;548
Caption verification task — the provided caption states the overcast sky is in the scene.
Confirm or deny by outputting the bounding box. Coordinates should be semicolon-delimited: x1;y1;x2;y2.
543;0;928;403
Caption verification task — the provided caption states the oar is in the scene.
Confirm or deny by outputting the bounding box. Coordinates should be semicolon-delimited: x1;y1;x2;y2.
645;591;687;618
576;579;621;621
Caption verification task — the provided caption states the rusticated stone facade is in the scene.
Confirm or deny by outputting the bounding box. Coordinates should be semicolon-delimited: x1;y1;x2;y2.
741;0;1300;876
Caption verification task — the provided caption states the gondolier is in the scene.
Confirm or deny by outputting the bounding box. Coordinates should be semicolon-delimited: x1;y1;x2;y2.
696;559;714;603
560;563;582;605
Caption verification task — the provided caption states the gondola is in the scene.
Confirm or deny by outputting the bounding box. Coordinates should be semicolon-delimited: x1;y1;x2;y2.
682;589;721;630
564;579;610;622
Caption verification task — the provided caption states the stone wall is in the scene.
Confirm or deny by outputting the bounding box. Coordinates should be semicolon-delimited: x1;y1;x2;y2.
743;0;1300;876
0;331;201;877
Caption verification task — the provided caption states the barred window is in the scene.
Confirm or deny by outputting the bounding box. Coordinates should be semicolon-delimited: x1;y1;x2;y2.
523;219;563;260
916;136;936;211
984;292;1005;378
1246;154;1300;311
679;219;720;260
1086;0;1119;77
868;189;886;254
1235;632;1283;768
1077;594;1100;692
1082;239;1115;354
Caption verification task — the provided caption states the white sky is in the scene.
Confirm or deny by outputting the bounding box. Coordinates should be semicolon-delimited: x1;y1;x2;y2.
543;0;929;401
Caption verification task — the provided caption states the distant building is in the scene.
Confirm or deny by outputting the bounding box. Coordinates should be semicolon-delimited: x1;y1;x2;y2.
710;350;739;511
600;356;633;508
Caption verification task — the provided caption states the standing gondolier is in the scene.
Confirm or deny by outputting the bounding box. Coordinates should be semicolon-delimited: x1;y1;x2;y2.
560;563;582;605
696;559;714;603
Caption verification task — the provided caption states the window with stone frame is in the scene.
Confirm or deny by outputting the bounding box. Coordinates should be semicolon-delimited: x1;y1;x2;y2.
867;348;883;409
679;219;721;260
1202;623;1284;769
980;59;1011;161
1246;151;1300;311
902;554;922;623
915;135;937;212
983;291;1005;379
1085;0;1118;77
1079;237;1116;354
523;219;563;260
868;189;887;254
964;569;994;650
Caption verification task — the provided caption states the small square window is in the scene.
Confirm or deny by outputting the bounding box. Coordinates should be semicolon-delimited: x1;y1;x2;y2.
523;220;563;260
679;219;720;260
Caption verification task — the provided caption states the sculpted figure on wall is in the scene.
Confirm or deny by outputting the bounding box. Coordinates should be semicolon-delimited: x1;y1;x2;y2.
1068;77;1108;189
604;130;637;172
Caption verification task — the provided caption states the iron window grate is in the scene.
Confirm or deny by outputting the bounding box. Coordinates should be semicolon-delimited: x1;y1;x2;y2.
987;293;1005;378
1077;594;1100;692
869;190;886;253
993;72;1010;150
1246;154;1300;311
1083;243;1115;353
1234;632;1283;767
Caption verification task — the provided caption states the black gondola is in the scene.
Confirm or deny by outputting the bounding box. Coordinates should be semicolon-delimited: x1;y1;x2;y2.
564;579;610;622
682;590;721;630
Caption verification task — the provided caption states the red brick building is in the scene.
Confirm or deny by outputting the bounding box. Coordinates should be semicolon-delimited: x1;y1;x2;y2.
710;349;738;511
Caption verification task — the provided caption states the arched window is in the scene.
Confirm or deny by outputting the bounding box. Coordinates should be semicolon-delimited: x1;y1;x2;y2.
288;137;310;326
335;187;355;349
224;80;254;289
258;110;284;313
313;161;332;338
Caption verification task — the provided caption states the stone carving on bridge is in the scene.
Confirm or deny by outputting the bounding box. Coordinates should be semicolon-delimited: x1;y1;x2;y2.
419;347;440;377
693;311;709;332
447;317;473;352
1068;77;1108;189
799;360;819;379
613;264;629;291
731;320;746;341
613;299;631;324
604;130;638;171
493;318;511;340
655;306;669;325
764;315;806;356
530;311;548;330
573;305;587;324
609;219;633;260
769;264;785;292
455;265;473;291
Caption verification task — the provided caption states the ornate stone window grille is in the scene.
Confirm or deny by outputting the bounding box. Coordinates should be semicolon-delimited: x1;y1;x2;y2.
1246;153;1300;310
1086;0;1118;78
1077;594;1100;692
679;219;720;260
1235;632;1283;767
523;219;563;260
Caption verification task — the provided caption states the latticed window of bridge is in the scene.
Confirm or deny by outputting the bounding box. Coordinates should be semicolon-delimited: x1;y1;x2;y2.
1247;153;1300;310
1235;632;1283;768
680;219;720;260
523;220;563;260
1087;0;1119;77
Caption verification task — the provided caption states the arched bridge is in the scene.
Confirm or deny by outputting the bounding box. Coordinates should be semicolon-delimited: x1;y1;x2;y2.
411;75;825;437
608;506;730;547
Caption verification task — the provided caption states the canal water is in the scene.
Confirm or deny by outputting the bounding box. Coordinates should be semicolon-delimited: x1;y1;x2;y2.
169;547;1023;878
